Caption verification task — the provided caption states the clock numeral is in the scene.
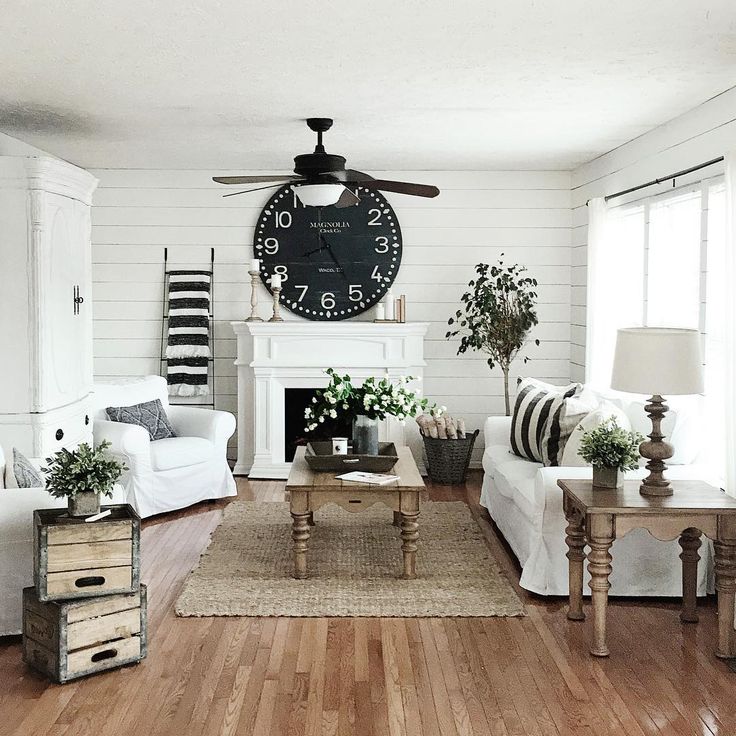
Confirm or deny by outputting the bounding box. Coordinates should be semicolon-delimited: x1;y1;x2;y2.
371;266;383;283
274;265;288;283
367;208;382;226
321;292;336;310
292;189;305;208
275;211;292;229
349;284;363;302
295;284;309;302
374;236;389;253
264;237;279;255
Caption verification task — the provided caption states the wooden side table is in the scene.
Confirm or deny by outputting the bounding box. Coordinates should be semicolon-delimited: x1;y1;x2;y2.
286;446;426;580
558;479;736;659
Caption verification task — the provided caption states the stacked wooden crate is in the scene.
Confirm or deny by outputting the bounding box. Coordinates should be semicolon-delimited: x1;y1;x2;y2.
22;505;147;683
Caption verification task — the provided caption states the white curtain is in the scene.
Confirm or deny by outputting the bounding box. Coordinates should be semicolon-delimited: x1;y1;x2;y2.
585;197;645;388
724;153;736;498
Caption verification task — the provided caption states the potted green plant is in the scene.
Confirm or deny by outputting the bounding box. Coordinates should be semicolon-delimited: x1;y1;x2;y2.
446;256;540;416
43;441;127;517
576;418;644;489
305;369;434;455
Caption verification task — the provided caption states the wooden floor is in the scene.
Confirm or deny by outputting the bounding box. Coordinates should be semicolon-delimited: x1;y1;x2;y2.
1;473;735;736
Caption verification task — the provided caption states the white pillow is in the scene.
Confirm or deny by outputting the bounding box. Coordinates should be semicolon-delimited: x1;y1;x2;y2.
561;401;632;468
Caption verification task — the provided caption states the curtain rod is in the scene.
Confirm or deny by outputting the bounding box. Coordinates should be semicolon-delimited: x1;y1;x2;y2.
602;156;724;203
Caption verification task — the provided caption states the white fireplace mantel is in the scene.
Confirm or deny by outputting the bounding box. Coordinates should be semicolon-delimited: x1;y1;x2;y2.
231;321;429;478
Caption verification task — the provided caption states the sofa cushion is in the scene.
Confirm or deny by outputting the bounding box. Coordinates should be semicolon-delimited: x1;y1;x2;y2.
541;387;599;466
597;392;702;465
510;378;580;463
106;398;177;441
561;401;631;467
150;437;214;472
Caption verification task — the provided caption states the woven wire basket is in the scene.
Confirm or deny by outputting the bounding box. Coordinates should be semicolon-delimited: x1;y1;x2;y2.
422;429;479;485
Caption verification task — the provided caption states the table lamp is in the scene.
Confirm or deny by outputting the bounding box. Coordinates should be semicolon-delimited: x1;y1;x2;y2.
611;327;704;497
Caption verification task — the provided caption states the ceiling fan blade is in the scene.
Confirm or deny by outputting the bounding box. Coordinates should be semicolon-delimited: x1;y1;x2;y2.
222;181;305;198
213;175;299;185
320;169;375;183
362;179;440;198
334;187;361;208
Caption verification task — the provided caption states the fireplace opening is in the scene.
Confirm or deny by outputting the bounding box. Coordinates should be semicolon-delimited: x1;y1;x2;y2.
284;388;353;462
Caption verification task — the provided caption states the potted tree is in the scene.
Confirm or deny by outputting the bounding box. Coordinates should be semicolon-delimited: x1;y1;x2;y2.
43;441;126;517
576;418;644;489
446;257;540;416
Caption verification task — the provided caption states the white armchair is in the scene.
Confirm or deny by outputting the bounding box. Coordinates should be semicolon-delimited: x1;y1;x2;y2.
92;376;237;518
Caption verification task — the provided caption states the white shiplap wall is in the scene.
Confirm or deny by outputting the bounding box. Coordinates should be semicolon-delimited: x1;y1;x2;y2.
90;169;572;464
570;87;736;382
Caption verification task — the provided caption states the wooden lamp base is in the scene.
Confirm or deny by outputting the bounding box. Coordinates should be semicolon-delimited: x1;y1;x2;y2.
639;394;674;497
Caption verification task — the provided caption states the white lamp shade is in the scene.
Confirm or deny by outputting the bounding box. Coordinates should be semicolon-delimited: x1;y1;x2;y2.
611;327;704;396
294;183;345;207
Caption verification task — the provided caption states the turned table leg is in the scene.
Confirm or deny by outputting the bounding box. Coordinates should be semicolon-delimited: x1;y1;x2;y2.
714;516;736;659
291;512;311;579
400;512;419;579
679;527;702;623
587;514;614;657
565;510;586;621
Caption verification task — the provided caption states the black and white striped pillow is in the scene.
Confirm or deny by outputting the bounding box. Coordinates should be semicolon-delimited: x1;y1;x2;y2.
510;378;581;463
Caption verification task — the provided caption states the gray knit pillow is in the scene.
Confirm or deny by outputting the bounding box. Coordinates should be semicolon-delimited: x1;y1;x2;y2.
6;448;44;488
106;399;176;441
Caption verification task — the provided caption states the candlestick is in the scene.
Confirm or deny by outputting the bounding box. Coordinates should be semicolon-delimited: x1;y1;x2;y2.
269;286;284;322
271;274;282;289
245;270;263;322
250;258;260;272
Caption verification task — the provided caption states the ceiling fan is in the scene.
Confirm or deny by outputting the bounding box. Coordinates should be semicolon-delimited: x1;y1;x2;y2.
212;118;440;208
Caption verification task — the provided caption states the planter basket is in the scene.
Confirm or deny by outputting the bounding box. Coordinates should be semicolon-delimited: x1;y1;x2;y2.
422;429;479;485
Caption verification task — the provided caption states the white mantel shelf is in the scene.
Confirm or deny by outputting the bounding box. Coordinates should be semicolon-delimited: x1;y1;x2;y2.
231;321;429;478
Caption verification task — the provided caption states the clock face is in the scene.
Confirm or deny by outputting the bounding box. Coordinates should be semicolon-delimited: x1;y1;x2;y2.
254;185;402;320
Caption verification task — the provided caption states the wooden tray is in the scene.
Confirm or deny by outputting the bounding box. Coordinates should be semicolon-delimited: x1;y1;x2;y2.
304;442;399;473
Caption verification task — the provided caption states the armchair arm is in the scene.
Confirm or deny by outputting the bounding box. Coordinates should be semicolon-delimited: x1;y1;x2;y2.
484;416;512;448
93;419;152;474
165;406;236;446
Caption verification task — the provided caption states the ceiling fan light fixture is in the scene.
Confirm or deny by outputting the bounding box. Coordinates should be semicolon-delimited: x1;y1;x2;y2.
293;183;345;207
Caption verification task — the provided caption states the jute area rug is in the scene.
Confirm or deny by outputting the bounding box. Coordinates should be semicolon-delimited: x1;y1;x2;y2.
175;500;525;617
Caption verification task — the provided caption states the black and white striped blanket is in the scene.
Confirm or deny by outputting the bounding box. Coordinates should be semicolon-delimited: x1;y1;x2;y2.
166;270;211;397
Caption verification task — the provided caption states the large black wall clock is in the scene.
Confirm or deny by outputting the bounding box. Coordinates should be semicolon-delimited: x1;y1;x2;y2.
254;184;402;320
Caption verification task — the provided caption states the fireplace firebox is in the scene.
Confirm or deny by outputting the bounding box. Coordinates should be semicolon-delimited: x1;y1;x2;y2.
283;388;353;462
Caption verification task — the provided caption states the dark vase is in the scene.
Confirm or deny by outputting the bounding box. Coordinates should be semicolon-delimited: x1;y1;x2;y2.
352;415;379;456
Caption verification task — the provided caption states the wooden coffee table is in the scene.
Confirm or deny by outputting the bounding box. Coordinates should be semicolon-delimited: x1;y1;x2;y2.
285;446;426;579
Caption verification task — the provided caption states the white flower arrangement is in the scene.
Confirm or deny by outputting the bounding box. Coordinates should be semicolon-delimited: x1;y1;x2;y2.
304;368;436;433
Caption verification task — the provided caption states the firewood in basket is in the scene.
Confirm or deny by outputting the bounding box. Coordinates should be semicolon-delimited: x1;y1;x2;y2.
446;416;457;439
457;418;466;439
416;414;434;437
435;415;448;439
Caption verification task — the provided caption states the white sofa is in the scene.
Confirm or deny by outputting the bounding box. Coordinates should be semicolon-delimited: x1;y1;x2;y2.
91;376;237;519
480;390;715;597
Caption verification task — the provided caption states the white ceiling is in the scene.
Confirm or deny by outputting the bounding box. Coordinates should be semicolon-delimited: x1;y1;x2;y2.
1;1;735;171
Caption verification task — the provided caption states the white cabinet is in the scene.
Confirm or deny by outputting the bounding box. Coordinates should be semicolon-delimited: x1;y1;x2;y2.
0;157;98;458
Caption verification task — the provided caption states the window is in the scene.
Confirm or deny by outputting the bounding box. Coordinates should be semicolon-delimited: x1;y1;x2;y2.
597;179;726;482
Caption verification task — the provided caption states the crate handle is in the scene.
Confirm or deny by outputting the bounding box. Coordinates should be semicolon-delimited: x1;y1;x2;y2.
342;458;360;464
91;648;118;662
75;575;106;588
